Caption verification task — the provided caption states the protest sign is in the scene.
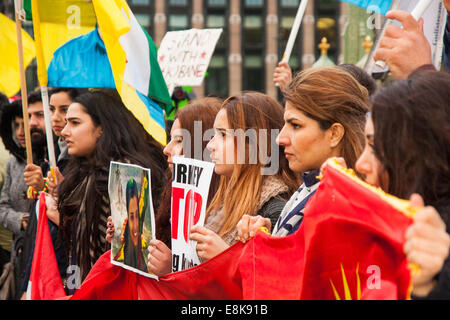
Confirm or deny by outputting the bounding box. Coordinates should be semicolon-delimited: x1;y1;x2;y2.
157;28;223;91
171;156;215;272
108;161;157;279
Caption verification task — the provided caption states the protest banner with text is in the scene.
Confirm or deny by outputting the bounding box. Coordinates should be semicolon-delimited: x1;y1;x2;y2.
171;156;215;272
158;28;223;90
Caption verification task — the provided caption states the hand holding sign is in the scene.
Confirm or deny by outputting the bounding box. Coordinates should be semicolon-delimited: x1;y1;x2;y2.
147;239;173;277
171;157;215;272
374;10;432;79
273;61;293;91
189;225;230;261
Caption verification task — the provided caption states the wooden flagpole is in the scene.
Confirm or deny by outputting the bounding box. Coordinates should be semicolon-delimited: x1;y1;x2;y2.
14;0;33;165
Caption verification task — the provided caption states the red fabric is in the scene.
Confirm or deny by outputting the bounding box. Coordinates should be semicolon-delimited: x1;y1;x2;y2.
30;193;66;300
70;163;412;300
298;164;413;299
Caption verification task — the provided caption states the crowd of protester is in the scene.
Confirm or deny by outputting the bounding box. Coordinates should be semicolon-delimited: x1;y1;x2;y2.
0;8;449;300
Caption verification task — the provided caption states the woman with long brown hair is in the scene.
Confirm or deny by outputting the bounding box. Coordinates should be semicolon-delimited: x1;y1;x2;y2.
55;90;167;289
189;92;299;260
237;66;369;239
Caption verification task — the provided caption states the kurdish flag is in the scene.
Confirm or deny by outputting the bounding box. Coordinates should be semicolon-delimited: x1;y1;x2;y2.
28;0;171;145
91;0;171;145
69;161;414;300
0;13;36;97
339;0;393;15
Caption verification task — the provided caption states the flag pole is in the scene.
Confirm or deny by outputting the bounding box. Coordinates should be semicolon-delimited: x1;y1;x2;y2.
14;0;33;165
275;0;309;87
280;0;309;64
30;0;57;174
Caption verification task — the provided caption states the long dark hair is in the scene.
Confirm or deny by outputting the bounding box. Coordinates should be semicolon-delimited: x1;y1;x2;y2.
155;98;222;247
57;90;167;279
371;72;450;226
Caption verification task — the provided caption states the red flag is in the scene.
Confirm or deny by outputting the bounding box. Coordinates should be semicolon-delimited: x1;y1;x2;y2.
71;161;414;300
29;193;66;300
298;161;414;299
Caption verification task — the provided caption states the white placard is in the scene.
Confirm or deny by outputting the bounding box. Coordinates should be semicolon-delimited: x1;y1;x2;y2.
157;28;223;88
170;156;215;272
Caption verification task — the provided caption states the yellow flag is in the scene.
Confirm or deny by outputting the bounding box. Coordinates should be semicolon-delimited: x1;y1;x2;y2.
30;0;96;86
0;13;35;97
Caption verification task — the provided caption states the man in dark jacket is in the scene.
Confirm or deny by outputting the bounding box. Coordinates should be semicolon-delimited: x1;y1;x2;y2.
0;91;49;299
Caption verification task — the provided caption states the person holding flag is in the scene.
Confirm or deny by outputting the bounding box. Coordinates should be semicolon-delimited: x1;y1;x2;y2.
355;71;450;298
0;91;49;299
18;87;81;300
21;87;81;196
27;0;171;177
374;10;437;78
373;1;450;77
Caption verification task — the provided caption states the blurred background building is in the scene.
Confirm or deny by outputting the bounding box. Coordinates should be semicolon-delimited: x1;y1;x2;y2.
1;0;375;100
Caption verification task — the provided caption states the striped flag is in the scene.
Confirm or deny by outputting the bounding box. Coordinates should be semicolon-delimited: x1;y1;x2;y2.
28;0;171;145
0;13;36;97
91;0;171;145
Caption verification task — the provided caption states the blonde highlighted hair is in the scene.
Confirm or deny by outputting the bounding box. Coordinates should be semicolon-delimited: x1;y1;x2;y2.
206;92;299;237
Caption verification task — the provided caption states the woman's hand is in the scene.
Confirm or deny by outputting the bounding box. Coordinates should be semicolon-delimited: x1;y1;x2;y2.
106;216;115;243
24;164;45;191
189;225;229;261
236;214;271;243
405;194;450;297
273;61;293;91
44;193;60;226
47;167;64;196
147;239;172;276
